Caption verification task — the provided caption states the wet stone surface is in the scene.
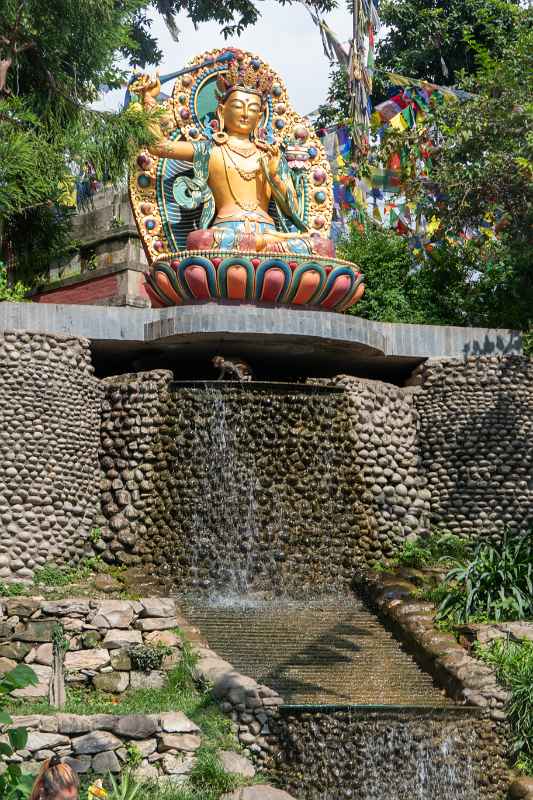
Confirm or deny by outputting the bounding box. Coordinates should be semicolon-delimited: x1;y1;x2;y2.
185;595;450;706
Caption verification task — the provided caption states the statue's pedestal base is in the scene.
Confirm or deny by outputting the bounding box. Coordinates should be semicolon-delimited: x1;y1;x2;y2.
32;263;152;308
147;250;365;313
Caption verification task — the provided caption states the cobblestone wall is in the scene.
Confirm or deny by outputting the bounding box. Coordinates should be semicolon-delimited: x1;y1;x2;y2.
413;356;533;538
272;707;509;800
0;332;102;581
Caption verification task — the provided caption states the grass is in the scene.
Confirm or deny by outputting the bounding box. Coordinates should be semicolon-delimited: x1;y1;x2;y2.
0;557;133;600
475;638;533;774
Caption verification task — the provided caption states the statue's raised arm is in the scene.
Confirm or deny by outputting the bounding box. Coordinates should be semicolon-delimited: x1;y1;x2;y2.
129;48;365;312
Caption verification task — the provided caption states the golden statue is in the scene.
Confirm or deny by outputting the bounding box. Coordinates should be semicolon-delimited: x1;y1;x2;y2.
129;48;364;311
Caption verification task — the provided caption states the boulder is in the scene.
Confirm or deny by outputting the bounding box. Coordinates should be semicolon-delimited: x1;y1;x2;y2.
93;672;129;694
159;712;200;734
0;642;32;660
94;574;122;594
4;597;41;617
218;750;256;778
140;599;177;618
0;656;17;673
135;617;180;632
133;764;159;782
26;732;70;752
135;738;158;757
14;621;56;643
509;777;533;799
130;671;166;690
34;643;53;666
102;629;142;649
64;755;92;774
114;715;158;740
73;731;122;755
159;733;202;753
41;600;90;616
92;601;136;629
65;649;110;671
56;715;94;735
161;753;196;775
145;630;181;647
92;750;121;773
110;649;132;671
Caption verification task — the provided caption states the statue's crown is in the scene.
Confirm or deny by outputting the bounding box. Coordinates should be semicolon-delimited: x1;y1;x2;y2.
216;52;274;103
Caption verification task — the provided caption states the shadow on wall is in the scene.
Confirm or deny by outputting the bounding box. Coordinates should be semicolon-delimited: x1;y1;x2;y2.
461;331;523;358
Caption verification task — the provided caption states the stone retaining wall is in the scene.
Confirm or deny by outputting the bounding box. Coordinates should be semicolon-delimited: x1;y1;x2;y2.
413;356;533;539
0;596;183;696
0;332;102;582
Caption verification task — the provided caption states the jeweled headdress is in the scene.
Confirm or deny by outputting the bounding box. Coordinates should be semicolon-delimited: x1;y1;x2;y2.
216;52;274;103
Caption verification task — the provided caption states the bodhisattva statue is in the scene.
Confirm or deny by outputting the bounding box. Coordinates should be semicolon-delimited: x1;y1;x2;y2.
129;49;364;311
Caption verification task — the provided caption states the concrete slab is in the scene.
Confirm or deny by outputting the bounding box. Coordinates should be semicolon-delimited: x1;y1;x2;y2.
0;301;522;379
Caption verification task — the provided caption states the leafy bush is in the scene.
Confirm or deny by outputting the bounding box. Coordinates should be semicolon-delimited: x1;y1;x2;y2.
0;582;27;597
0;664;38;799
33;557;107;587
129;643;171;672
476;639;533;772
394;532;470;568
437;531;533;624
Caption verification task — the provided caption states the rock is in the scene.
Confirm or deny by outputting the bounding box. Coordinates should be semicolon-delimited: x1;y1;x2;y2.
14;620;56;642
130;671;166;690
159;733;202;753
110;649;132;671
92;601;135;629
218;750;255;778
0;642;32;660
509;777;533;799
41;600;89;616
81;631;102;649
133;764;159;782
102;629;142;649
26;732;70;752
92;750;121;773
135;738;158;757
114;715;158;740
73;731;123;755
135;617;179;632
161;753;196;775
145;630;181;648
56;715;94;735
140;599;176;618
160;712;200;734
0;656;17;673
93;671;129;694
64;755;92;774
65;649;110;671
4;598;41;617
94;574;122;593
12;664;51;697
34;643;53;666
221;787;298;800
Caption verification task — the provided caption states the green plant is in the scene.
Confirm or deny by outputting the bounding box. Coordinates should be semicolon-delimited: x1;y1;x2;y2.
476;639;533;769
0;582;27;597
437;531;533;624
107;770;143;800
0;264;29;303
129;643;171;672
90;527;102;543
393;532;470;568
0;664;39;799
124;742;143;770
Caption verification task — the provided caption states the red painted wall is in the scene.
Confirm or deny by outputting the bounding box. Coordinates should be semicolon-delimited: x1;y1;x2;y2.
33;274;119;305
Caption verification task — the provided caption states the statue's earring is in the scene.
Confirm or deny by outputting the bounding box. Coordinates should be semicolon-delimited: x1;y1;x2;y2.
213;111;229;145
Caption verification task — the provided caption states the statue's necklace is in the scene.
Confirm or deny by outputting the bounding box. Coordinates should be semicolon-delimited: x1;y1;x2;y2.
222;146;260;181
221;148;260;211
226;140;256;159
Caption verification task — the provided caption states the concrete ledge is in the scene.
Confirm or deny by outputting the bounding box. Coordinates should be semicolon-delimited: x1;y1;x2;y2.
0;301;522;377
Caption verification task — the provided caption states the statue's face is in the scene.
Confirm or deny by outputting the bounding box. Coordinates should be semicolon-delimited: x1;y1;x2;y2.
221;90;262;136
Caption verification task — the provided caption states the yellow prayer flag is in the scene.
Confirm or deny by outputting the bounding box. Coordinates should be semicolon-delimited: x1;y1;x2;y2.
389;111;409;131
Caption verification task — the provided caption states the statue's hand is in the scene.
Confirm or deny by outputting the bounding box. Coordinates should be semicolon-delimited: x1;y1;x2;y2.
266;143;281;178
130;71;161;107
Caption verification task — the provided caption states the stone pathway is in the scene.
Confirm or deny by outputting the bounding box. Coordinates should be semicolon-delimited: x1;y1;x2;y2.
185;595;451;706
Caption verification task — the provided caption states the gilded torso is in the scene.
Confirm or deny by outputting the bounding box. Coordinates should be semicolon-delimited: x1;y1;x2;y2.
207;145;273;222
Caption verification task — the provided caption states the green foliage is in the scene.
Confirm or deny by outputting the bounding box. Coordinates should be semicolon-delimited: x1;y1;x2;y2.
476;639;533;769
108;770;143;800
33;557;110;587
376;0;523;92
436;532;533;624
393;533;470;568
129;643;172;672
0;263;29;302
0;581;27;597
0;665;39;799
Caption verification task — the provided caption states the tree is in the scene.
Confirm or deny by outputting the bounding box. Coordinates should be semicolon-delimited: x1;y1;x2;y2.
318;0;524;126
1;0;335;284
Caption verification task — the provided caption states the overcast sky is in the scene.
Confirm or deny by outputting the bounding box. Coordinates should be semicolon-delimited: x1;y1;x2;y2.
97;2;353;115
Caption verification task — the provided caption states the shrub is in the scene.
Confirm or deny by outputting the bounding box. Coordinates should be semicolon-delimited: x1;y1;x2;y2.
129;643;171;672
394;532;470;569
0;664;39;799
476;639;533;772
0;582;27;597
436;531;533;624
